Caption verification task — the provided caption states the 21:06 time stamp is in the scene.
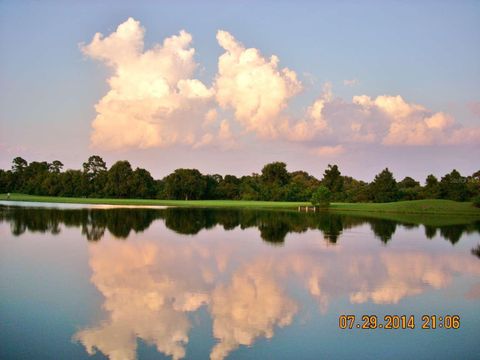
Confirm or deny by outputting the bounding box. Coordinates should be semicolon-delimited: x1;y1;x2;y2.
339;315;460;330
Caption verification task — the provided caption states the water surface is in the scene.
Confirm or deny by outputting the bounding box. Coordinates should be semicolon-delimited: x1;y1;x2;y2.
1;205;479;359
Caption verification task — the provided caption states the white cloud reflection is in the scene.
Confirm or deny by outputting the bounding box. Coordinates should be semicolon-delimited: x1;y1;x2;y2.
74;232;480;360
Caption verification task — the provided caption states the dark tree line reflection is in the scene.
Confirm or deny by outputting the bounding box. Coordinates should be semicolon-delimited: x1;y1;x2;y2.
1;206;479;247
0;206;162;241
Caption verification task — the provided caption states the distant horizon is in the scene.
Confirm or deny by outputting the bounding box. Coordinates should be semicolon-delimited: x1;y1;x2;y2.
1;1;479;182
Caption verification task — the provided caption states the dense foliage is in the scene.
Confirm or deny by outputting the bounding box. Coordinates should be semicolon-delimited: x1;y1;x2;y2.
311;186;331;207
0;156;478;203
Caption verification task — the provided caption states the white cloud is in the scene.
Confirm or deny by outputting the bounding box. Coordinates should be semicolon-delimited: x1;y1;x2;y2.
82;18;217;150
203;108;218;127
351;94;480;145
82;18;480;153
283;82;332;142
215;30;302;139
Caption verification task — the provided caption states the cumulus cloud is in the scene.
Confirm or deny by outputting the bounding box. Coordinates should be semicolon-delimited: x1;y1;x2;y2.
82;18;480;153
283;82;333;142
298;92;480;148
215;30;302;139
351;94;480;145
82;18;228;150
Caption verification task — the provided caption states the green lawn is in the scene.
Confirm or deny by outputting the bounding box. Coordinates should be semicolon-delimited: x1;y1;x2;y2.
0;193;307;209
329;199;480;215
1;193;479;217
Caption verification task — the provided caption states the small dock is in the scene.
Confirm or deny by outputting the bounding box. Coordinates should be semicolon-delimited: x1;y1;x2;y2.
298;206;320;212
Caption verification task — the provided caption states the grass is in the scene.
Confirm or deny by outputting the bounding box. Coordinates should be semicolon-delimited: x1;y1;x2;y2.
1;193;479;218
0;193;307;209
329;199;480;216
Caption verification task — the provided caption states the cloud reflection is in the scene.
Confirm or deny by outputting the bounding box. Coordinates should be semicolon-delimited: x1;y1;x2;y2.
74;234;480;359
210;260;297;360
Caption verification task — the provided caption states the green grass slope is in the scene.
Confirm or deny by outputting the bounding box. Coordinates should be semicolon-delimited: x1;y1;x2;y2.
1;194;479;217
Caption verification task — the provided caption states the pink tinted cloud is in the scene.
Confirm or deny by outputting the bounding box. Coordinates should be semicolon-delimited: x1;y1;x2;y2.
82;18;480;155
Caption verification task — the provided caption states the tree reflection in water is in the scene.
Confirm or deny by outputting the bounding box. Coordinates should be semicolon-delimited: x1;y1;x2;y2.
1;205;479;246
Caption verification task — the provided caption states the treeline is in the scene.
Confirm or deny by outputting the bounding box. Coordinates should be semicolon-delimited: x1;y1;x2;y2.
0;156;479;203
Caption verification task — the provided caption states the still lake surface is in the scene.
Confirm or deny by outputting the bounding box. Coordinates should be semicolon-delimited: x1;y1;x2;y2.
1;203;479;359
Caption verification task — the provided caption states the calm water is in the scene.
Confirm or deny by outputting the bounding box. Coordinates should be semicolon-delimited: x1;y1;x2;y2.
1;204;479;359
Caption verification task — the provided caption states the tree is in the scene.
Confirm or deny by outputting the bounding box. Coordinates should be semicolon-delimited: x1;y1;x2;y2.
41;173;61;196
467;170;480;199
398;176;421;200
369;168;399;202
261;162;290;185
23;161;50;194
130;168;156;198
439;169;469;201
311;186;331;208
399;176;419;189
83;155;108;196
162;169;207;200
11;157;28;191
285;171;320;201
7;156;476;204
104;161;134;198
239;174;261;200
217;175;241;199
204;174;222;199
0;169;14;193
423;174;440;199
472;170;480;182
49;160;64;173
260;162;290;201
83;155;107;178
59;170;89;197
322;164;344;200
343;176;369;202
12;157;28;173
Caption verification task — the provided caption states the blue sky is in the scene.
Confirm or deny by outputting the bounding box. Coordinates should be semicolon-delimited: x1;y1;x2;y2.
0;0;479;181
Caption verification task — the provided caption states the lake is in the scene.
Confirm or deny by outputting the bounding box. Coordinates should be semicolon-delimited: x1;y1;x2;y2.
1;203;479;359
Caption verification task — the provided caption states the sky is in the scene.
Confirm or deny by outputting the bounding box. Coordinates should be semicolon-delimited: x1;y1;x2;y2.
0;0;479;182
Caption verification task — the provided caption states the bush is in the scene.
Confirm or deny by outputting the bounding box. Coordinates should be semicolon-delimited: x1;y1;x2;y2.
311;186;331;208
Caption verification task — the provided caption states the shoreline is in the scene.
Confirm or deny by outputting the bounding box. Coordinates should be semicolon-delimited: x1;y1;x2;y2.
1;193;479;217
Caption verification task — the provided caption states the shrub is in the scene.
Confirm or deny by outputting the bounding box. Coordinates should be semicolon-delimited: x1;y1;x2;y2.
311;186;331;208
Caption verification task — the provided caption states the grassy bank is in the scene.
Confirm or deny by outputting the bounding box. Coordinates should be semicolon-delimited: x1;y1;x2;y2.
329;199;480;216
1;193;479;217
0;193;307;209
